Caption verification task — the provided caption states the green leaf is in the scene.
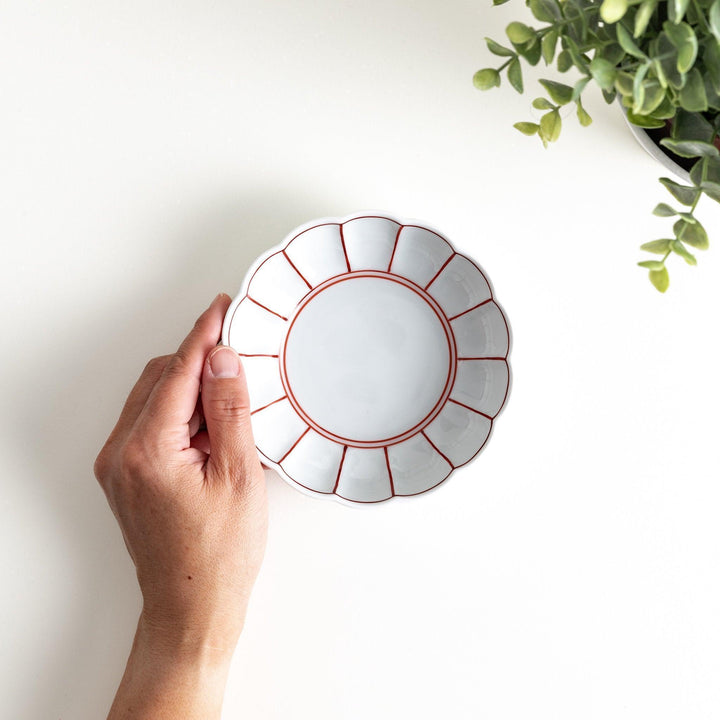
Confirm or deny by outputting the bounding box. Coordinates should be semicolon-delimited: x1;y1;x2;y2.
672;109;714;142
565;0;589;39
601;42;626;66
638;260;666;269
514;121;540;136
659;176;700;205
540;109;562;142
532;97;555;110
678;219;709;248
601;0;628;23
671;239;697;264
653;203;677;216
626;110;665;128
705;74;720;111
542;28;558;65
635;0;657;37
507;58;524;93
632;62;650;114
493;0;511;5
688;158;720;201
638;80;666;115
689;156;720;190
485;38;515;57
515;37;542;66
703;39;720;94
663;21;698;73
660;138;719;157
670;0;691;24
653;57;668;89
641;238;672;253
701;181;720;202
710;0;720;43
473;68;501;90
603;88;619;104
678;68;708;111
576;101;592;126
529;0;560;22
615;71;634;96
678;212;697;222
539;79;573;105
657;33;684;89
563;36;589;73
649;266;670;292
650;95;676;118
507;22;535;45
571;77;591;102
590;58;617;91
557;50;573;72
617;23;646;59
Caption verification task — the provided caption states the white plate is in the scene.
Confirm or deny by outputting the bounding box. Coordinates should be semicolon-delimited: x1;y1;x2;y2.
222;213;511;505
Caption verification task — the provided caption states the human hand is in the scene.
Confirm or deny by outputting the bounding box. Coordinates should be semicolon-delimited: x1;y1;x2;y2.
94;293;267;719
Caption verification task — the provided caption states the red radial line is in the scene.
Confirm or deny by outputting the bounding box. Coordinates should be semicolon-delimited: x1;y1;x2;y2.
278;426;310;463
338;223;351;272
458;356;507;361
333;445;348;493
247;295;288;321
448;397;494;421
448;297;493;321
421;431;455;470
384;446;395;496
386;224;403;272
239;353;279;358
250;395;287;415
424;253;456;291
282;249;313;290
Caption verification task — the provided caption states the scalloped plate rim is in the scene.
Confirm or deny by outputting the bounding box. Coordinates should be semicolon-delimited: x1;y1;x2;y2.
221;210;513;507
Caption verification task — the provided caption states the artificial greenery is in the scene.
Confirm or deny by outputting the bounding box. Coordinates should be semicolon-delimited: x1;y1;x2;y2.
474;0;720;291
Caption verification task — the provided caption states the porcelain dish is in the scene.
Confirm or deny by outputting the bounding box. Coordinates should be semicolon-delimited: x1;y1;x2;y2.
222;213;511;504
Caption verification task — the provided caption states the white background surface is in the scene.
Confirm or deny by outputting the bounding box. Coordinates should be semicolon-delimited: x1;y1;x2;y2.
2;1;719;718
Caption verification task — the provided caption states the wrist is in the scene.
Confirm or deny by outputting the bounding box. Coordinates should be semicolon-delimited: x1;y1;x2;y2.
136;611;240;671
108;615;236;719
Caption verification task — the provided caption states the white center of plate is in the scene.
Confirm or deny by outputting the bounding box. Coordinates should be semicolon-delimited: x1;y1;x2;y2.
282;274;454;445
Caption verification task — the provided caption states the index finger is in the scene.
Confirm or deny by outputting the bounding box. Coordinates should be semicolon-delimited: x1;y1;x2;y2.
137;293;232;439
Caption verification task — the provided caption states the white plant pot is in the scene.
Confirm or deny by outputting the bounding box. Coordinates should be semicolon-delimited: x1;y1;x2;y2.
621;109;692;184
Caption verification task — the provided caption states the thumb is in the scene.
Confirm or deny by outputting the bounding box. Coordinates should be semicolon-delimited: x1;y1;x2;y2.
201;345;261;482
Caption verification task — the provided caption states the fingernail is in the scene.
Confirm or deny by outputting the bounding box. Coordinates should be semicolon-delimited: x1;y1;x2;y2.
210;292;230;308
209;346;240;378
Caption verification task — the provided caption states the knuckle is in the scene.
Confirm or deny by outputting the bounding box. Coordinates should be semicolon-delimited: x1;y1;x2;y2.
206;394;251;423
118;436;149;479
233;465;267;504
164;352;192;381
93;447;111;483
144;355;169;375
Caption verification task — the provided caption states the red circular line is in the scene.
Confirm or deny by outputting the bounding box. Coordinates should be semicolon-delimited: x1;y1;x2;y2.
279;271;457;448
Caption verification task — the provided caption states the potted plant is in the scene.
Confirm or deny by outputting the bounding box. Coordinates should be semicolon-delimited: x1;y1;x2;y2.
474;0;720;291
